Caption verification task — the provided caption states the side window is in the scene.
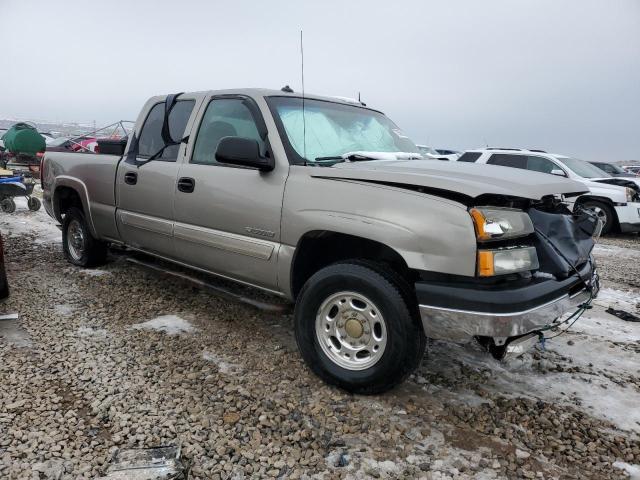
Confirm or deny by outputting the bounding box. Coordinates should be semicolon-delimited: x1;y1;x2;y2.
487;154;527;169
457;152;481;163
192;98;265;166
526;156;560;174
137;100;195;161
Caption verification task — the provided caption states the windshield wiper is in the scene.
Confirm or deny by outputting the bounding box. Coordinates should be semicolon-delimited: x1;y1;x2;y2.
314;153;379;163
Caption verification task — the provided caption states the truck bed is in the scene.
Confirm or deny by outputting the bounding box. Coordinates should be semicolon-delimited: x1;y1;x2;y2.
42;151;123;240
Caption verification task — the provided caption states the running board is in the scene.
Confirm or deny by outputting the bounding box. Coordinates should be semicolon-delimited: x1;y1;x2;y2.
126;257;291;314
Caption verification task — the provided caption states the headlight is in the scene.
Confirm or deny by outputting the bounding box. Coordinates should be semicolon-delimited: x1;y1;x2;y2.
469;207;534;241
625;187;636;202
477;246;539;277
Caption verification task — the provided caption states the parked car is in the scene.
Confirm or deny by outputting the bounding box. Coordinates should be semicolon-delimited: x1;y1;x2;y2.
416;145;457;161
459;148;640;234
42;89;600;393
589;161;639;178
436;148;461;157
622;165;640;175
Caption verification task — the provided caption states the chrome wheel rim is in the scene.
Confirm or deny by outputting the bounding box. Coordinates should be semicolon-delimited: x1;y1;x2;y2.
67;220;85;261
315;291;387;370
588;206;607;227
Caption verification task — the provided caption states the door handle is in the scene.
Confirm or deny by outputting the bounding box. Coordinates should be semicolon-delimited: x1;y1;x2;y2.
177;177;195;193
124;172;137;185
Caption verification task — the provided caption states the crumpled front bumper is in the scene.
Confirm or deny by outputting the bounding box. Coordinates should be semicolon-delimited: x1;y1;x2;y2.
417;262;598;342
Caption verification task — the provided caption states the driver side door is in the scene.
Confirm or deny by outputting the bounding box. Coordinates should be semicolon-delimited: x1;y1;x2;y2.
172;96;288;292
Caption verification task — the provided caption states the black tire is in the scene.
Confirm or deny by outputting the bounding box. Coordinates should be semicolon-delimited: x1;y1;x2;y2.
27;197;41;212
0;198;16;214
62;207;107;267
294;262;426;394
581;200;615;234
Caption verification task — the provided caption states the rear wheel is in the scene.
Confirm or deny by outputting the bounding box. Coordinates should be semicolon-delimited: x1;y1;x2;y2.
27;197;41;211
0;198;16;214
581;200;615;234
294;262;426;394
62;207;107;267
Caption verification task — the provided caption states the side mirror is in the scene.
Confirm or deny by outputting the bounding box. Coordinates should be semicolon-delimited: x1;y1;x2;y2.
215;137;274;172
550;169;566;177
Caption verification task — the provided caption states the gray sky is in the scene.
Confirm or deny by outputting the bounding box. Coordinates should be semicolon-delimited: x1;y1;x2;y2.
1;0;638;161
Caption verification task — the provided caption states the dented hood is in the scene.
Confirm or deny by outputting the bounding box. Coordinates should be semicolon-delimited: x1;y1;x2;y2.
311;160;587;200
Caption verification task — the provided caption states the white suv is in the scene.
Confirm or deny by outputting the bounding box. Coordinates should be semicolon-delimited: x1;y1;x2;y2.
458;148;640;234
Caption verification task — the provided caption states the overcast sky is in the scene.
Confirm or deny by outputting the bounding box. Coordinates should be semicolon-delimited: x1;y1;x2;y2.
1;0;638;161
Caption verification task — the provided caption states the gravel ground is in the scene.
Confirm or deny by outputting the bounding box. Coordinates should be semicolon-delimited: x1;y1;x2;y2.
0;202;639;479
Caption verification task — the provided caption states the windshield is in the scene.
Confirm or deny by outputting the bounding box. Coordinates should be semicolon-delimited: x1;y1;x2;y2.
559;157;612;178
418;145;438;155
268;97;420;162
607;163;626;174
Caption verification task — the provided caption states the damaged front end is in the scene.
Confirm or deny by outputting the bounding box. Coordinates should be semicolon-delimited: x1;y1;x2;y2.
418;195;600;359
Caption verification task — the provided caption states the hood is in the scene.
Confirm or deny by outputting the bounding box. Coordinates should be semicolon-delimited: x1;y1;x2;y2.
590;176;640;191
310;160;587;201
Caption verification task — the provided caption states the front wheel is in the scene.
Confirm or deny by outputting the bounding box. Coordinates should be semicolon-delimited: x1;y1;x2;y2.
581;200;615;234
62;207;107;267
294;262;426;394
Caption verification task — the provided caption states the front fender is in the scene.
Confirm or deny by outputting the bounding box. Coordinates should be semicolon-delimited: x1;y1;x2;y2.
281;171;477;277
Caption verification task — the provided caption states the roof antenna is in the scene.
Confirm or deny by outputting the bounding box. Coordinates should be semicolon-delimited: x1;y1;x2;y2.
300;29;307;162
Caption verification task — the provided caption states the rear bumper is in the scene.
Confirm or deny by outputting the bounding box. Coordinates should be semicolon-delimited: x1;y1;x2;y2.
416;261;598;342
615;202;640;232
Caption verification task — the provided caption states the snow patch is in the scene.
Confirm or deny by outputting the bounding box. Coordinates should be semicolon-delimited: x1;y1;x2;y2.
594;287;639;312
202;351;241;374
420;305;640;432
76;326;108;338
593;244;640;259
130;315;195;335
614;461;640;480
0;196;60;243
55;304;74;316
79;269;111;277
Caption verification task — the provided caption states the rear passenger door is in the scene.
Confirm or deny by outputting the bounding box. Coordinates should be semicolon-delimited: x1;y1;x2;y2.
172;95;288;291
115;97;197;257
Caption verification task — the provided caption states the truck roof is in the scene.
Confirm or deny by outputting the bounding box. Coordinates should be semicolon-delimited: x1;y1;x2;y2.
146;87;376;110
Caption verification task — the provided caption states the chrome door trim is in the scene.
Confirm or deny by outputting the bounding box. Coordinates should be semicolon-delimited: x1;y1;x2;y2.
118;210;173;236
173;222;276;260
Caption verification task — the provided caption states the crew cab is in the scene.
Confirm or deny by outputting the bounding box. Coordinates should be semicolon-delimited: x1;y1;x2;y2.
42;89;600;393
459;149;640;234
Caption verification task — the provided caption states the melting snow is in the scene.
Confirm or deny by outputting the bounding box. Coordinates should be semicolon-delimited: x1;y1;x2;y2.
78;269;111;277
76;326;108;338
594;287;639;312
202;351;241;374
130;315;195;335
422;304;640;432
55;304;74;316
0;195;61;243
614;461;640;480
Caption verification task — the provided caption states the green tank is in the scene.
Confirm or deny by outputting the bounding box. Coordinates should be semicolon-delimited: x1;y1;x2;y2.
1;123;46;156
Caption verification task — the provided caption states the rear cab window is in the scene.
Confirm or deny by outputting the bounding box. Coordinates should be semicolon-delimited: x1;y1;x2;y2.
457;152;481;163
137;100;195;161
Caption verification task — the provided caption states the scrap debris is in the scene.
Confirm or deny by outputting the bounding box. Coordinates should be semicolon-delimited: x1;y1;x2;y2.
99;446;186;479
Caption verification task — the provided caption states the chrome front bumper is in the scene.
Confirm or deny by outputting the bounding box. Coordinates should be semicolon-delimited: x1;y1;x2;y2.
419;275;597;343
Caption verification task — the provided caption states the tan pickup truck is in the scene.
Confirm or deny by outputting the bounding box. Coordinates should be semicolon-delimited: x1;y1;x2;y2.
42;88;600;393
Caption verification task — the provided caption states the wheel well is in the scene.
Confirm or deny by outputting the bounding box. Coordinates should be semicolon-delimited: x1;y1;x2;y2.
54;186;83;218
290;231;414;299
575;195;619;225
